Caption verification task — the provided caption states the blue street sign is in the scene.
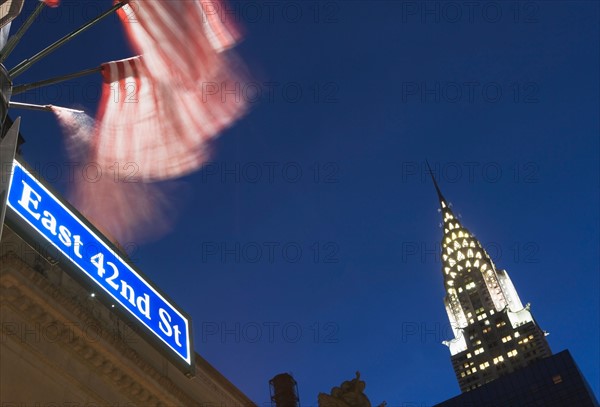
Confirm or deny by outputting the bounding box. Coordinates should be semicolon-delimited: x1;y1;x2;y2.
5;159;193;370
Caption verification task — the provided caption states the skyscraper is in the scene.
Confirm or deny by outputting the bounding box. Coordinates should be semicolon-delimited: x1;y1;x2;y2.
430;171;552;393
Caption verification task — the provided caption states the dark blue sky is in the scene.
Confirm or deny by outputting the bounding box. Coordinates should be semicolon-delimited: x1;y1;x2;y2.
6;1;599;405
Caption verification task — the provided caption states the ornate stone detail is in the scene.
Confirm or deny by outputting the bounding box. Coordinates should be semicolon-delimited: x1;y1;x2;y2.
1;252;249;407
318;372;385;407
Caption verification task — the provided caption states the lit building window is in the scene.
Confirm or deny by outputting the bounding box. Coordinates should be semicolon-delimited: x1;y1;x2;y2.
467;249;474;258
507;350;518;357
457;251;465;261
501;335;513;343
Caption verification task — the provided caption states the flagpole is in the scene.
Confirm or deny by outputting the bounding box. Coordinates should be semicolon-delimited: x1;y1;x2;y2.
9;1;127;78
12;66;102;95
8;101;83;113
0;2;46;63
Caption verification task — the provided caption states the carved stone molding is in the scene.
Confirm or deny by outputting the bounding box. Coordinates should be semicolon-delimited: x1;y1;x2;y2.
1;252;250;407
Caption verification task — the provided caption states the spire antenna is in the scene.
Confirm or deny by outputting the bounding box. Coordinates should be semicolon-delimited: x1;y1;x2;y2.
426;160;446;205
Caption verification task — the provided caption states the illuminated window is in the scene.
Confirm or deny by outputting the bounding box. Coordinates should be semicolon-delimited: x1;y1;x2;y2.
467;249;474;258
466;260;472;268
501;335;512;343
466;282;476;290
449;258;456;266
474;347;484;355
552;375;563;384
466;353;472;359
452;232;457;240
493;355;504;364
470;241;476;248
514;332;520;338
479;362;490;370
481;264;488;271
496;321;506;328
483;327;492;334
457;251;465;261
507;350;518;357
462;239;469;247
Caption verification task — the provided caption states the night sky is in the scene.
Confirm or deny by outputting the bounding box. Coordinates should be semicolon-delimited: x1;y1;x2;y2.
5;1;599;405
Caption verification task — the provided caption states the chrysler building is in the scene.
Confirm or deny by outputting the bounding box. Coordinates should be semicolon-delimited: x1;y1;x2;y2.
430;170;552;392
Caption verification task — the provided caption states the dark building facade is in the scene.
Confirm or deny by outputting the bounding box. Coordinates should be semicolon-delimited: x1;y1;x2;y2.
434;349;599;407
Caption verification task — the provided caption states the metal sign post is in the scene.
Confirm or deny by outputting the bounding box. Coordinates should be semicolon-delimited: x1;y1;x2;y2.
0;116;19;240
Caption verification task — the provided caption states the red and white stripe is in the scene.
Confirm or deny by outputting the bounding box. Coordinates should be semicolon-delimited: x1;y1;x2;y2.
93;56;246;181
117;0;240;85
41;0;60;7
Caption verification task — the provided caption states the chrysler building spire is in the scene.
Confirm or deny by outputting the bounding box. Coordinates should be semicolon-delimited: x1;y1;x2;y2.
428;166;552;392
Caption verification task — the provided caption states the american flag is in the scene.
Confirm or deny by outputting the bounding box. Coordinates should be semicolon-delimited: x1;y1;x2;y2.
94;54;246;180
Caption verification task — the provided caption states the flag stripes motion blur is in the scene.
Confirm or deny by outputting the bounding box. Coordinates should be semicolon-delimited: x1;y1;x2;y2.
45;0;248;242
93;0;247;180
95;55;245;180
41;0;59;7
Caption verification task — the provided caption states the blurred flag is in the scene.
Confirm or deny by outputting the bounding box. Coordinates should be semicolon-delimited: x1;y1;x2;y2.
94;56;246;180
117;0;240;84
40;0;59;7
52;106;179;244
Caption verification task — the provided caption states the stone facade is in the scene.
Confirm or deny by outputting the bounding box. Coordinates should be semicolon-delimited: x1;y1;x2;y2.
1;226;255;407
